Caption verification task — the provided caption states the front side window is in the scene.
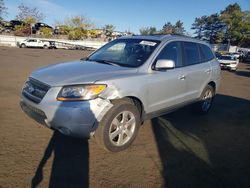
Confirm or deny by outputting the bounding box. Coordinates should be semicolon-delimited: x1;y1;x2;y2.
183;42;200;66
88;39;160;67
157;41;182;68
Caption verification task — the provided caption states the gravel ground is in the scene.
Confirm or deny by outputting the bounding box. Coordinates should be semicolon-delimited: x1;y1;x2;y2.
0;47;250;188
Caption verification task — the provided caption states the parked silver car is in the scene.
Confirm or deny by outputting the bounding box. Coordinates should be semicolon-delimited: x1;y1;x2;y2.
20;35;221;152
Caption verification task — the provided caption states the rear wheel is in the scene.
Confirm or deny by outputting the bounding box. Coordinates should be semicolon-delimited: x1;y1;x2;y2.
95;100;140;152
43;45;48;49
194;85;215;114
20;43;26;48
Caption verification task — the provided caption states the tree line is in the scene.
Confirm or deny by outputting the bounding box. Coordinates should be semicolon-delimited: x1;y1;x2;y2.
0;1;249;46
0;1;116;40
139;3;250;47
192;3;250;47
140;20;186;36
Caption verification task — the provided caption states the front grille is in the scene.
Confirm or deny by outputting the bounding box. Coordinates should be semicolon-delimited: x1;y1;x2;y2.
20;101;47;125
22;78;50;104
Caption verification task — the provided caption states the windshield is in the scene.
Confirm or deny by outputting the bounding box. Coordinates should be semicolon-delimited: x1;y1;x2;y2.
219;55;235;60
88;38;160;67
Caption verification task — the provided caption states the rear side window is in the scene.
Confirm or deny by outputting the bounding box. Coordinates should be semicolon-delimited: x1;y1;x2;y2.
183;42;200;66
199;44;215;62
157;41;182;68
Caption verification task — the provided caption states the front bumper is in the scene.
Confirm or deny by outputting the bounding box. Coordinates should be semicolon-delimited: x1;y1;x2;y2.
220;63;238;70
20;86;112;138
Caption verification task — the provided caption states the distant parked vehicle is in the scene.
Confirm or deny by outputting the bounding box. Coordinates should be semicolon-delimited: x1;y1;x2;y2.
218;55;239;71
0;21;4;33
54;25;68;35
227;52;241;59
49;41;57;49
17;39;51;49
4;20;25;31
242;52;250;63
215;51;222;59
32;22;53;34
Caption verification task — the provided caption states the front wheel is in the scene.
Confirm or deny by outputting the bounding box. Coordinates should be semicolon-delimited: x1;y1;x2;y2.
194;85;215;114
95;100;140;152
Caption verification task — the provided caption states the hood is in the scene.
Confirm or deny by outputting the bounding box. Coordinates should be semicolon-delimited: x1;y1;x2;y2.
30;60;137;86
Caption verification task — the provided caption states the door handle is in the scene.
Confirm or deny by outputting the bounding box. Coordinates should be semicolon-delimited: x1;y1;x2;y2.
178;75;186;80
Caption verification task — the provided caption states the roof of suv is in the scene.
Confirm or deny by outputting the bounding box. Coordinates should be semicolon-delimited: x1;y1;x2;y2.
121;34;209;45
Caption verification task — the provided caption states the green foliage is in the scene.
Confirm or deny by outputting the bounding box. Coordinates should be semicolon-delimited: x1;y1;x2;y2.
40;27;53;37
60;15;95;39
88;29;102;38
174;20;185;35
191;16;207;39
161;20;185;35
191;3;250;47
139;27;157;35
14;24;26;31
23;17;36;24
55;25;71;35
68;28;88;40
220;3;244;45
64;15;93;30
103;24;115;37
162;22;174;34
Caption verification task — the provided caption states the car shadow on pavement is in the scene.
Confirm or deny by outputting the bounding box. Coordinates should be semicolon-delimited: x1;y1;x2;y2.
152;94;250;188
236;70;250;78
31;100;94;188
31;132;89;188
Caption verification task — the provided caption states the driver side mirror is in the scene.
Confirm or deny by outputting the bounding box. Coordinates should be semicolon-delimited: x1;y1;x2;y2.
155;59;175;70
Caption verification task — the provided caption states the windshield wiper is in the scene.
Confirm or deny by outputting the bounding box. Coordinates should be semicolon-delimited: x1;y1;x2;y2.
80;57;89;61
89;59;121;66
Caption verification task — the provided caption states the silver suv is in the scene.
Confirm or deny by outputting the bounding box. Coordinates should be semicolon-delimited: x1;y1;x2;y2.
20;35;221;152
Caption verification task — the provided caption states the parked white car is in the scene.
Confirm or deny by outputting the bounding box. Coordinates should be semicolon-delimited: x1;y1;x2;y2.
218;55;239;71
17;39;50;49
227;52;241;59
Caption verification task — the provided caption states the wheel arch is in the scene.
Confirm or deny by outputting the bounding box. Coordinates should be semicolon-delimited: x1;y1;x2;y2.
111;96;145;124
208;81;216;91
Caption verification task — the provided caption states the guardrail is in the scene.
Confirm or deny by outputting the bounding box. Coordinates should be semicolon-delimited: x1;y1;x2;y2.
0;35;107;49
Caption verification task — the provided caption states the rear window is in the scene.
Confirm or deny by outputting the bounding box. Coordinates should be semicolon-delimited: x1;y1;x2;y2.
199;44;214;62
183;42;200;65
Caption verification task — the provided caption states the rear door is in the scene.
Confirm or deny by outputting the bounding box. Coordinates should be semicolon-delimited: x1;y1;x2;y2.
182;42;212;101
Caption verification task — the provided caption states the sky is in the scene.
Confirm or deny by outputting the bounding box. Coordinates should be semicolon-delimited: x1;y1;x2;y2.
4;0;250;34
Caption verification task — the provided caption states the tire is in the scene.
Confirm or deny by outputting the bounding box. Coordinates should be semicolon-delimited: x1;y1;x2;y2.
43;45;48;49
20;43;26;48
95;100;140;152
194;85;215;114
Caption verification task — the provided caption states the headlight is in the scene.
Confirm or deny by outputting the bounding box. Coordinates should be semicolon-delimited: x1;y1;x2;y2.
57;84;106;101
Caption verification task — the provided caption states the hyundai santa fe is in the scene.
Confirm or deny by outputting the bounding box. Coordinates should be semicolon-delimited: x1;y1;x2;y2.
20;35;221;152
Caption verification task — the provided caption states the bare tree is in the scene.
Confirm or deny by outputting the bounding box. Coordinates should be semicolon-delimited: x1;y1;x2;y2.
0;0;7;20
16;3;44;23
